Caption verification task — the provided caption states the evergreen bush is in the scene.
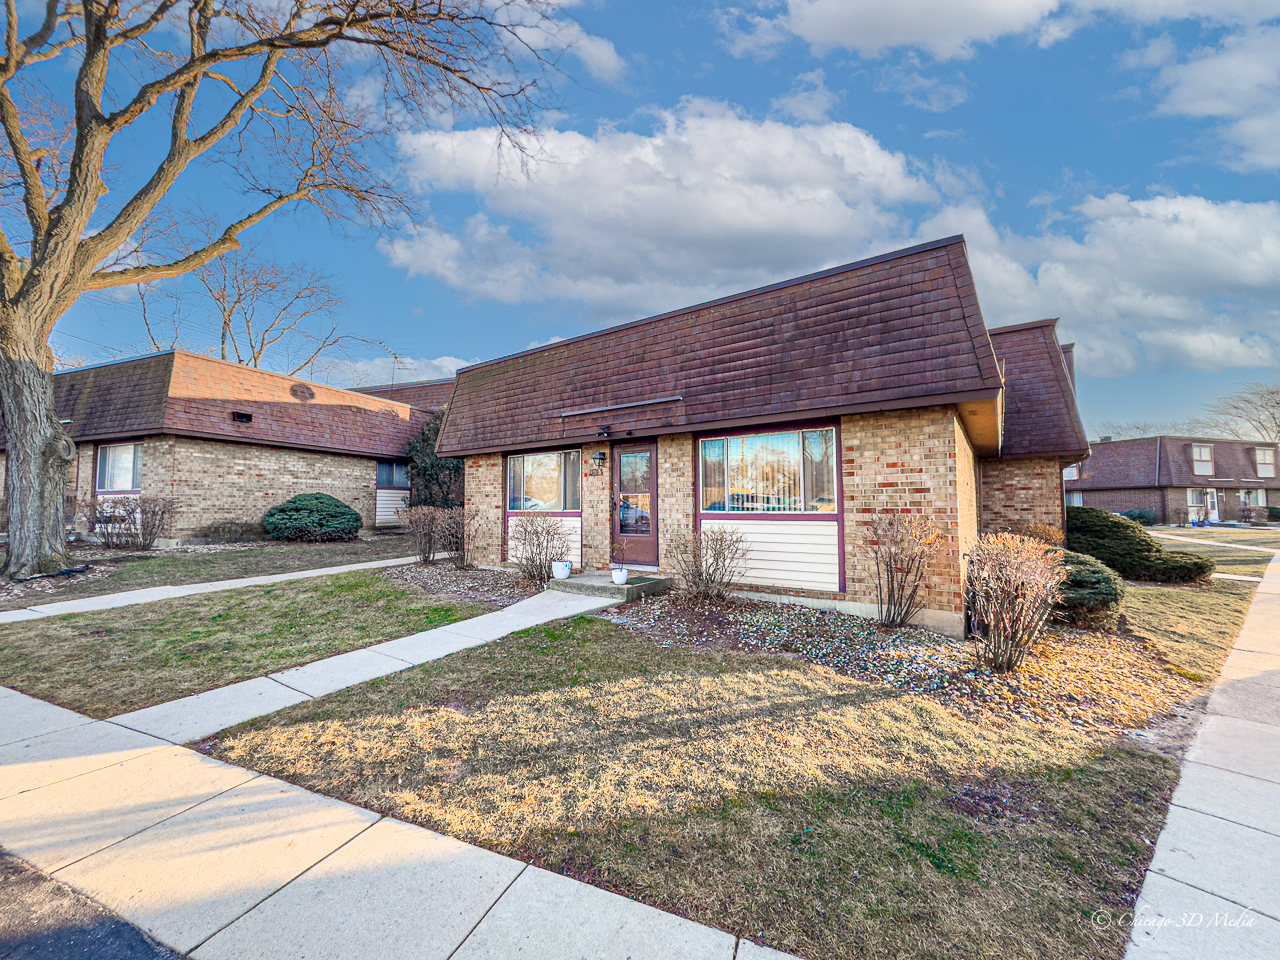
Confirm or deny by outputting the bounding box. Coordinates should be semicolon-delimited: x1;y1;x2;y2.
263;493;362;542
1268;506;1280;523
1055;550;1125;629
1120;508;1157;526
1065;506;1215;583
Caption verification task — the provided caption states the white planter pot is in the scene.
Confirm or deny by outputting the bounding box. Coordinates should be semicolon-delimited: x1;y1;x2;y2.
552;560;572;580
612;568;629;585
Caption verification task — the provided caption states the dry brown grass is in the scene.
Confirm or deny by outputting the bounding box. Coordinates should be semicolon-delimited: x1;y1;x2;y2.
1147;540;1272;579
0;571;489;718
1154;527;1280;550
211;612;1198;960
1120;578;1255;682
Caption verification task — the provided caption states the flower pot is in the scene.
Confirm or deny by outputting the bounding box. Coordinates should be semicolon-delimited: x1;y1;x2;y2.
552;560;572;580
612;567;629;585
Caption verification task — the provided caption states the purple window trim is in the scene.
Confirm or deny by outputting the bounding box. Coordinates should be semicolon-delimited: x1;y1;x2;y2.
693;420;845;594
505;510;583;518
696;511;837;521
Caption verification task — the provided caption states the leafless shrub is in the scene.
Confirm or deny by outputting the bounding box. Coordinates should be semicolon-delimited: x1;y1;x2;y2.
1170;506;1189;528
862;513;942;627
81;496;177;550
1219;499;1242;523
669;528;749;600
440;507;486;570
965;533;1067;673
401;505;446;563
1006;521;1065;546
508;514;570;585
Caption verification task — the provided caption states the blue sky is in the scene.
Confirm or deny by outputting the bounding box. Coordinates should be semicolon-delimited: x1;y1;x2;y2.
56;0;1280;434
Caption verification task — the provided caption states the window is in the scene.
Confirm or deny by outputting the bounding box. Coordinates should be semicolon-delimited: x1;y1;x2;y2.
1065;491;1083;506
507;450;581;512
376;462;409;489
1257;448;1276;478
1187;488;1206;506
699;427;836;513
96;443;143;492
231;411;253;423
1192;444;1213;476
1062;465;1079;481
1242;488;1267;508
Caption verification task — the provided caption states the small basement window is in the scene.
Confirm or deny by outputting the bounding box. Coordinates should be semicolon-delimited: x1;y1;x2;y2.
1192;444;1214;476
231;411;253;423
1256;447;1276;478
377;462;410;489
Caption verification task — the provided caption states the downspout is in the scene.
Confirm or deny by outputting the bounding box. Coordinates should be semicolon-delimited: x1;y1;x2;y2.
1155;436;1163;523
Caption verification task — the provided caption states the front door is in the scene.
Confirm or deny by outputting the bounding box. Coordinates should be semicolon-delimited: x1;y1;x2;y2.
1206;488;1219;522
612;443;658;566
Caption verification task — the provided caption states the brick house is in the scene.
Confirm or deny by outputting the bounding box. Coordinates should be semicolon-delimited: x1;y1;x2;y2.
1064;436;1280;523
0;350;428;543
435;236;1089;637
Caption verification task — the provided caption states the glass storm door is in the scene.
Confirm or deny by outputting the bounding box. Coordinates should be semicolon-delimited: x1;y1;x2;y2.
612;443;658;566
1206;488;1219;522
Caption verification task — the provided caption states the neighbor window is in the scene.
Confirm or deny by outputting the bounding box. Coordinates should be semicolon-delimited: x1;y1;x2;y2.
1257;448;1276;478
699;427;836;513
96;443;142;493
1187;488;1206;506
1065;491;1083;506
507;450;581;512
1242;488;1267;508
1062;465;1079;481
376;462;409;489
1192;444;1213;476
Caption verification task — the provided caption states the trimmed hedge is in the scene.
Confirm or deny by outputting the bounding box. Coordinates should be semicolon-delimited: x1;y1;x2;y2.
1055;550;1125;629
1065;506;1215;583
264;493;362;542
1120;508;1157;526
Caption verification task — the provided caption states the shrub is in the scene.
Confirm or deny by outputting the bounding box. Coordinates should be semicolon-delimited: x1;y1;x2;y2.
669;527;749;600
406;408;464;508
1006;521;1065;546
965;533;1066;673
1055;550;1126;630
1066;506;1215;583
862;513;942;627
508;513;570;584
263;493;362;542
1268;506;1280;523
81;495;177;549
1120;508;1157;526
438;506;484;570
401;505;446;562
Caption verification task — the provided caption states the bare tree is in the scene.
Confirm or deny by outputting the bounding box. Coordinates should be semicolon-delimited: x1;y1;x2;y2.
0;0;555;577
1202;381;1280;443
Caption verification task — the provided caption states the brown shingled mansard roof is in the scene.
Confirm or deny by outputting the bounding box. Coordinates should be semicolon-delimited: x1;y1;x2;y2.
987;318;1089;461
1067;436;1280;491
1;350;423;459
352;378;455;410
436;236;1009;458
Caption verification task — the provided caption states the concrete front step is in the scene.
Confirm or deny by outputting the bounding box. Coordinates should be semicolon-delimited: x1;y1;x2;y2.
544;572;673;603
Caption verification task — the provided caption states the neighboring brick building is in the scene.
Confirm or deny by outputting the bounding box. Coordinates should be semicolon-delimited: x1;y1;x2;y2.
437;236;1090;638
0;351;426;543
352;377;455;410
1065;436;1280;523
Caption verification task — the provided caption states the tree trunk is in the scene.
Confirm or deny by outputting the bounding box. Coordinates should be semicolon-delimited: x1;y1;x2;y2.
0;337;74;579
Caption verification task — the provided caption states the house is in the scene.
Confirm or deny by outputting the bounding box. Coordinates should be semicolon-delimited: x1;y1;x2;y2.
435;236;1090;638
1064;436;1280;523
0;350;426;543
352;377;456;410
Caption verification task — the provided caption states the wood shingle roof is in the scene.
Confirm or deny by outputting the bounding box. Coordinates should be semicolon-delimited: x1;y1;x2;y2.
987;319;1089;461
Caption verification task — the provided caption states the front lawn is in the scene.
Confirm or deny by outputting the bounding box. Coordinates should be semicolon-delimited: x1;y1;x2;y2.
1154;527;1280;551
209;578;1255;960
0;570;491;718
0;535;417;612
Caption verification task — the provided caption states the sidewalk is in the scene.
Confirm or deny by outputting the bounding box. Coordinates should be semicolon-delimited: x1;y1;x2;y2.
1150;532;1279;554
0;555;421;624
1125;551;1280;958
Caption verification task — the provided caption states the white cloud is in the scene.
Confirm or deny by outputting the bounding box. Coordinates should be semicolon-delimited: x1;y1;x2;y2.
513;14;627;84
770;69;840;121
324;354;475;387
875;56;971;111
717;0;1279;62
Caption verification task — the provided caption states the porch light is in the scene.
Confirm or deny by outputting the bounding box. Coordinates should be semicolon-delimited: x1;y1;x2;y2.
592;451;607;468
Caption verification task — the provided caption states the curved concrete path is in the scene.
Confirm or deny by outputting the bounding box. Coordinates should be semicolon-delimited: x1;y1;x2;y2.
1126;551;1280;958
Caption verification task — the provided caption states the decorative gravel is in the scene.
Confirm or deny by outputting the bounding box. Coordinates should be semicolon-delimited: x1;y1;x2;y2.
380;562;537;606
600;593;1198;733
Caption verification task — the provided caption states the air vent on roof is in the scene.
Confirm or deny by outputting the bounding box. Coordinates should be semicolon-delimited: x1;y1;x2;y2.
232;411;253;423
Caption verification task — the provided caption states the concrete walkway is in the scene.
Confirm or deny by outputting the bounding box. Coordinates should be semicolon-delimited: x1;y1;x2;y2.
1151;532;1279;554
0;556;422;625
1126;551;1280;958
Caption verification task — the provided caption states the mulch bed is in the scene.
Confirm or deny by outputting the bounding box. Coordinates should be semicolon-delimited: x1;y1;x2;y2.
600;593;1197;734
380;562;537;606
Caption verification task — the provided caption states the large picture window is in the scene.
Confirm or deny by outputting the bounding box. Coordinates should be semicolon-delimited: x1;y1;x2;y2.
97;442;143;493
507;450;582;512
699;427;836;513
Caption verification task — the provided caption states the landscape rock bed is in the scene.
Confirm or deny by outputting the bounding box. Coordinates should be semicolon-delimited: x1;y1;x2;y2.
602;593;1197;733
380;562;536;606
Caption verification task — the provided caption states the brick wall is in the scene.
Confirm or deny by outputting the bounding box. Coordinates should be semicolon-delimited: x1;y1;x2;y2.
465;453;503;566
955;419;979;559
581;442;611;570
138;436;378;541
657;433;695;571
1078;487;1166;520
841;406;972;628
979;457;1064;532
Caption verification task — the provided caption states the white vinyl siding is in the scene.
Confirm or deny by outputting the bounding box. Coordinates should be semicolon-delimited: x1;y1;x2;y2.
375;488;410;526
699;518;839;592
507;515;582;568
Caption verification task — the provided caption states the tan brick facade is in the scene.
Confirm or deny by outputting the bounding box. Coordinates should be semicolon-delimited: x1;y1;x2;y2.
656;434;694;571
581;442;612;570
465;453;503;566
978;457;1064;532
